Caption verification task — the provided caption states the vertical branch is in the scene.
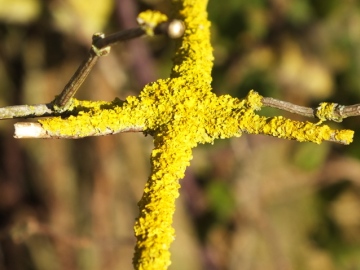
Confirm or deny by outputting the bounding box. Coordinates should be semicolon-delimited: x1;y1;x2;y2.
132;1;213;268
133;133;193;269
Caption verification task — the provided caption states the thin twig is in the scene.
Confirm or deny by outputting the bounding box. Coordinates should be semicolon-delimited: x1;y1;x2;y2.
93;27;145;49
52;47;101;110
0;103;55;119
262;97;360;121
52;20;184;112
261;97;315;118
92;20;183;50
52;28;146;111
340;104;360;117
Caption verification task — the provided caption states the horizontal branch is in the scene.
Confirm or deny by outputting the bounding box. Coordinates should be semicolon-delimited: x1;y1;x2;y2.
3;97;360;122
2;94;358;143
14;122;144;139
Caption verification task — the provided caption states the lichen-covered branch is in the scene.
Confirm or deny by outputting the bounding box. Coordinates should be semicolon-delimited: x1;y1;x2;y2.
38;98;149;138
133;131;194;269
243;93;353;144
0;1;357;270
12;91;353;145
14;122;143;139
2;96;359;126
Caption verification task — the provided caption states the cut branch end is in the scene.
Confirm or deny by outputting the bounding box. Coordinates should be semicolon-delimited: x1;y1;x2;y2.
14;122;48;139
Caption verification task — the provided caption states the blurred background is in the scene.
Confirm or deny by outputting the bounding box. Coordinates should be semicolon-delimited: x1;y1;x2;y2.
0;0;360;269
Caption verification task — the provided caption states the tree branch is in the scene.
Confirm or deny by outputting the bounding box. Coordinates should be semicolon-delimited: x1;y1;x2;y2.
1;94;358;142
262;97;360;122
0;103;56;119
14;122;143;139
261;97;315;118
2;96;360;121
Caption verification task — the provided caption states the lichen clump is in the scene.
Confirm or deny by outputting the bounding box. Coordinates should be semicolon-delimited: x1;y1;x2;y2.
316;102;344;122
137;10;168;36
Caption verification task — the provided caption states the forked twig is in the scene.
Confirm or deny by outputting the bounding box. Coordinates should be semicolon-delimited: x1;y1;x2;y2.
0;18;185;120
53;19;185;111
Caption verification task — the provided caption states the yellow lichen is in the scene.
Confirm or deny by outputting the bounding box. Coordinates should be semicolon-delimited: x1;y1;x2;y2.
333;129;354;144
316;102;343;123
40;98;149;137
137;10;168;36
37;0;355;269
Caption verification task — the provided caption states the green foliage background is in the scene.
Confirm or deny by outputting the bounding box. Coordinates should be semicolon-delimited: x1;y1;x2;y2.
0;0;360;269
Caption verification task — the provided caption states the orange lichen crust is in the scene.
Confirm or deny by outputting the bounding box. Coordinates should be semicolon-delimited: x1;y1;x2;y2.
37;1;354;270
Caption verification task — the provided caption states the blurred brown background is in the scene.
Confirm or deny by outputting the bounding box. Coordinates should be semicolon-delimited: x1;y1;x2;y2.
1;0;360;269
